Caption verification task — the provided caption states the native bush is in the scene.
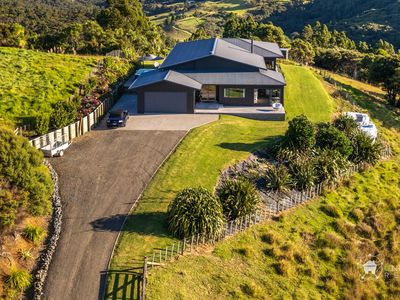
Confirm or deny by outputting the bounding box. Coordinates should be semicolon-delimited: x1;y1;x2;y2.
283;115;316;151
50;100;77;129
6;268;31;291
23;224;45;244
33;114;50;135
0;127;53;221
287;157;316;191
167;187;224;238
349;131;383;164
0;189;27;229
265;165;292;193
216;178;260;220
316;123;353;158
333;114;359;137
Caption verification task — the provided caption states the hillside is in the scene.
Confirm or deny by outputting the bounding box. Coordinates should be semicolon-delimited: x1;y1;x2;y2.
271;0;400;50
0;47;97;124
145;0;400;48
139;68;400;299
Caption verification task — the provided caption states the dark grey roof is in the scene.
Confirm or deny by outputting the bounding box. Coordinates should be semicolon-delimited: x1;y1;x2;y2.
222;38;284;58
160;39;216;69
129;69;202;90
160;38;266;70
183;69;286;86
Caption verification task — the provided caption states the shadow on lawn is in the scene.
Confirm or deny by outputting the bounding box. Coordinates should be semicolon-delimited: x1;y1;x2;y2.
90;212;169;237
218;136;282;152
101;269;143;300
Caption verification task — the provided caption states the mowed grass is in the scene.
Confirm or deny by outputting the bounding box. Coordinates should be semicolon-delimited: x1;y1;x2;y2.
0;47;98;123
108;64;333;298
145;78;400;299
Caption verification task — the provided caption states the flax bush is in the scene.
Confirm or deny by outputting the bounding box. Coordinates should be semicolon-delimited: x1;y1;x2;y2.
167;187;224;239
216;178;260;220
265;165;293;193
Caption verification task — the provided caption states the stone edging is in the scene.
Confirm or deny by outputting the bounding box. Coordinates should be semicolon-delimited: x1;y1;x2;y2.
32;160;62;300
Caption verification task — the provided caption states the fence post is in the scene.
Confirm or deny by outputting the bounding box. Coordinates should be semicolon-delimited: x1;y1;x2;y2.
190;235;194;252
165;246;168;261
182;238;186;255
141;257;148;300
171;244;175;260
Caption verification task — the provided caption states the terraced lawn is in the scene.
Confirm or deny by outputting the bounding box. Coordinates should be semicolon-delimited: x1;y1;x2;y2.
107;64;334;298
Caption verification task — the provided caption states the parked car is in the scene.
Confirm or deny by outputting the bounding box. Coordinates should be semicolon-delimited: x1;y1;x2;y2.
41;140;71;157
106;109;129;127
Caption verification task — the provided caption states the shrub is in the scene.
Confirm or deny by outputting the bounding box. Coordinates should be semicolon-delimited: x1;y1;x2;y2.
333;114;359;137
23;224;45;244
50;100;77;129
265;164;292;193
287;157;315;191
316;123;353;158
0;127;53;225
349;131;383;164
216;178;260;220
18;248;33;261
284;115;316;151
6;268;31;290
314;149;349;185
0;189;24;229
33;113;50;135
167;187;224;238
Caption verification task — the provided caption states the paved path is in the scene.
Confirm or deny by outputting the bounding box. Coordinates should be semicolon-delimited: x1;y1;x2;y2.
43;130;186;300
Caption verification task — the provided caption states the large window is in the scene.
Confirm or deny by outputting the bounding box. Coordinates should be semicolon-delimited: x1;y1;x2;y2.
224;88;245;98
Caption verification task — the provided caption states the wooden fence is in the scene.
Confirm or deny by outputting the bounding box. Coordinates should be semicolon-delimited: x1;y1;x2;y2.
139;145;392;299
29;85;121;149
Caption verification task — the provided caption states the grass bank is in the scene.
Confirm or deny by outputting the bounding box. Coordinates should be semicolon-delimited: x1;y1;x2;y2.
145;70;400;299
107;64;334;297
0;47;98;123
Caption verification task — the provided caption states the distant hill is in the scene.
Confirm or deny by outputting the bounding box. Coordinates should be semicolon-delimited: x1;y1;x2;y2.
0;0;103;34
270;0;400;49
143;0;400;48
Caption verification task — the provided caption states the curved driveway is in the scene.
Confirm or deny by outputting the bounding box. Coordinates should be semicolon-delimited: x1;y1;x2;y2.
43;129;186;300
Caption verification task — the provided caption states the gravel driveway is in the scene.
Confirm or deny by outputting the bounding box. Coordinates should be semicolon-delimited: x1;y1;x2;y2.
43;130;186;300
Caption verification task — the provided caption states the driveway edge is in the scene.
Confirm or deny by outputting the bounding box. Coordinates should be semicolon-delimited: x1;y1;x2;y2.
33;160;63;300
101;131;188;299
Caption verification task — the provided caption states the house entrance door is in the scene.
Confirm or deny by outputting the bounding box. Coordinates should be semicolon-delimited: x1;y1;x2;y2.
200;85;217;102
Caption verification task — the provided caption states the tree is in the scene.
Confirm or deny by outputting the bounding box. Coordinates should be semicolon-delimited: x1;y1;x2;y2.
216;178;260;220
290;38;315;65
257;22;290;47
167;187;224;238
0;23;27;48
284;115;316;151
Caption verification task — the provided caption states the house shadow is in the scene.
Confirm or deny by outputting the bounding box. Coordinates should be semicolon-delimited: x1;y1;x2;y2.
100;268;143;300
217;135;282;153
90;212;169;237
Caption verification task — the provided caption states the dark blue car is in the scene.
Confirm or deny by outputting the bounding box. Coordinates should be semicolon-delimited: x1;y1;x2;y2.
106;109;129;127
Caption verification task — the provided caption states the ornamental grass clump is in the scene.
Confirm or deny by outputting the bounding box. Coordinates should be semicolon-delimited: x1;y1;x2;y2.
349;131;383;165
167;187;224;239
216;178;260;220
6;268;31;291
22;224;45;244
265;165;292;193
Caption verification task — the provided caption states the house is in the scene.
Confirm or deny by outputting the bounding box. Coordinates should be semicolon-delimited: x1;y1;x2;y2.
128;38;287;115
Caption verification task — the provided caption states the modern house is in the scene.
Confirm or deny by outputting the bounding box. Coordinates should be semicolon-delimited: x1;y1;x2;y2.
128;38;287;118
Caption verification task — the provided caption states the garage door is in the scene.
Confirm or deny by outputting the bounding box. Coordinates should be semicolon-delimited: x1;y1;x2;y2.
144;92;187;113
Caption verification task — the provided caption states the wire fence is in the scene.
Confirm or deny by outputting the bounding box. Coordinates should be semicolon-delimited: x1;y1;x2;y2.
140;144;392;299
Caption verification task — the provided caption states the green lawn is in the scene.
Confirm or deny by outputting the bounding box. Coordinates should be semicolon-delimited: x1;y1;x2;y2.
107;64;334;297
144;70;400;299
0;47;98;124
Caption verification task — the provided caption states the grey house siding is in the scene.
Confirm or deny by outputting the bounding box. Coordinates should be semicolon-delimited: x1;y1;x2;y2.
136;81;196;113
218;85;285;106
166;56;261;72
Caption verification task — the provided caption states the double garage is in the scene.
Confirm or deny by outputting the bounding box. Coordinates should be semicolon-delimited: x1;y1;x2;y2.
134;77;199;114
